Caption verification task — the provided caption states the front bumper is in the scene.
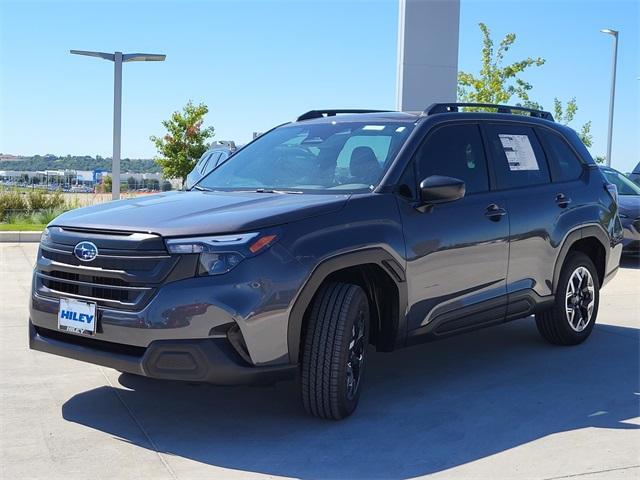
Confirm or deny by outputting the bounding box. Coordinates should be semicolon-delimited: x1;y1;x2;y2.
29;321;296;385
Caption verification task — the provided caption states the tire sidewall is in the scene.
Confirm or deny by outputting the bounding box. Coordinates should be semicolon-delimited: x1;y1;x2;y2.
335;288;370;418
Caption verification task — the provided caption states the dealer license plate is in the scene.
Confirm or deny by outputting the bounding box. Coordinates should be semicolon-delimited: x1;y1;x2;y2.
58;298;97;336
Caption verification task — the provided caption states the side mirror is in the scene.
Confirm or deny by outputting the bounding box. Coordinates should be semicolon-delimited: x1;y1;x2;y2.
419;175;466;204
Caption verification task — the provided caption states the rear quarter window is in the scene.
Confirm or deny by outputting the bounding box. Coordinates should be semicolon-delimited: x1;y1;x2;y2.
537;128;584;182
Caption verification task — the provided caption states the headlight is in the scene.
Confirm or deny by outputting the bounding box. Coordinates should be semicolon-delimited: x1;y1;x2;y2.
165;232;278;276
40;227;51;245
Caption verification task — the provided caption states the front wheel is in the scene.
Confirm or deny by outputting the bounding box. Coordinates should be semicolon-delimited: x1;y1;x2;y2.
535;252;600;345
301;282;370;420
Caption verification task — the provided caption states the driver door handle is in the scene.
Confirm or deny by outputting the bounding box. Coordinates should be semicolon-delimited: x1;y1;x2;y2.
485;203;507;220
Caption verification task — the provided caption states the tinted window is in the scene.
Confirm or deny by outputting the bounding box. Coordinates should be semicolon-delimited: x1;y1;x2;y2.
337;135;392;170
414;124;489;195
195;152;212;172
486;125;550;189
197;122;414;193
202;152;222;174
537;129;584;182
217;151;229;165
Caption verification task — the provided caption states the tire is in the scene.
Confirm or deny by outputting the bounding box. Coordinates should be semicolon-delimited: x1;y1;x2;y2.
535;252;600;345
301;282;370;420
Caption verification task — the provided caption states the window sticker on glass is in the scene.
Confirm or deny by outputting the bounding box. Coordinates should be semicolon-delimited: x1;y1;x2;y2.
498;134;539;171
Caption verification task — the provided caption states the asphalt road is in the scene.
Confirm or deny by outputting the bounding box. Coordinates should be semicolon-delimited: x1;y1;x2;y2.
1;243;639;480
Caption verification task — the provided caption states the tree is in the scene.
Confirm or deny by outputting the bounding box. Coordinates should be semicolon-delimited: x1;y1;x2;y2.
552;98;593;148
457;23;545;106
162;180;172;192
150;101;215;184
458;23;594;149
127;176;136;191
103;175;112;193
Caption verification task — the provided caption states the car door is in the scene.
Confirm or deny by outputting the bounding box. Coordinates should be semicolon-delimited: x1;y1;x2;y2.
483;123;571;309
397;122;510;339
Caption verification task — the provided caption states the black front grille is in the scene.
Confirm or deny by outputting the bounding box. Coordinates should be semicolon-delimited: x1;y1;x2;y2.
39;271;141;304
45;271;80;295
35;228;180;311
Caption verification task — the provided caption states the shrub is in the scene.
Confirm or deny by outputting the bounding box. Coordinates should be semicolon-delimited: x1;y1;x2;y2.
0;191;27;221
28;189;65;210
46;190;65;210
26;189;49;211
34;208;67;225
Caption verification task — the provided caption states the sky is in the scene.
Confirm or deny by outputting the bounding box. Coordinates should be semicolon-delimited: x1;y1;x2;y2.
0;0;638;172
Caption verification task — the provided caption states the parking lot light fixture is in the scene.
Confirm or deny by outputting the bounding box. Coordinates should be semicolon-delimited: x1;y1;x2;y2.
70;50;166;200
599;29;618;168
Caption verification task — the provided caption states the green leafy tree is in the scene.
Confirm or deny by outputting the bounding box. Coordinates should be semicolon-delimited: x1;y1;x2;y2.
102;175;112;193
459;23;594;148
457;23;545;106
150;101;215;183
552;98;593;148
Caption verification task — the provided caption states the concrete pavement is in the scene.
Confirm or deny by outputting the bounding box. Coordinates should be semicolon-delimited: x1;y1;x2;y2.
1;243;639;479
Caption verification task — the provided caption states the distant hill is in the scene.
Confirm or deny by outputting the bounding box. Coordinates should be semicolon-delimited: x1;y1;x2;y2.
0;155;160;174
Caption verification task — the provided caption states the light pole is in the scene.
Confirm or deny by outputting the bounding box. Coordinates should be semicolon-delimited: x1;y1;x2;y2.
70;50;166;199
600;29;618;168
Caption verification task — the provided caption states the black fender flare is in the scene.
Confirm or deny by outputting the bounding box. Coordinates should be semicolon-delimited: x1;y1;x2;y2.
552;223;610;292
286;247;408;364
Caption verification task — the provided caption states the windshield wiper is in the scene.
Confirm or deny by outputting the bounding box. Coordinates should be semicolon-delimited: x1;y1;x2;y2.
193;185;212;191
253;188;303;194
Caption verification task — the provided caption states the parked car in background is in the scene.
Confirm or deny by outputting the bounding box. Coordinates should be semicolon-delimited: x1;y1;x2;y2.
628;161;640;186
185;141;238;190
600;166;640;256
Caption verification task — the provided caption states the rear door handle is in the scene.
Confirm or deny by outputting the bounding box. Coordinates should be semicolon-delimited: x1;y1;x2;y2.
485;203;507;220
556;193;572;207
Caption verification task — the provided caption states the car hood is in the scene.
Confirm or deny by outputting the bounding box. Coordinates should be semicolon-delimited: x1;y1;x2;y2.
618;195;640;218
51;191;350;237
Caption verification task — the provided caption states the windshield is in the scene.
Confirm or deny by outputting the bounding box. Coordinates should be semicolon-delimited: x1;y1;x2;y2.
197;121;414;193
602;169;640;196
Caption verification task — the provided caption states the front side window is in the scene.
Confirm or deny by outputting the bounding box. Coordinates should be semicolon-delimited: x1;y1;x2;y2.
537;128;584;182
197;122;414;193
414;124;489;195
486;124;550;189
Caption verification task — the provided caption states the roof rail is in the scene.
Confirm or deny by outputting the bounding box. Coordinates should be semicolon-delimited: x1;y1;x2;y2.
296;109;391;122
424;103;554;121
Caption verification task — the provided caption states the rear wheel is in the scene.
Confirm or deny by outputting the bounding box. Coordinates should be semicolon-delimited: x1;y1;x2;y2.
535;252;600;345
301;282;370;420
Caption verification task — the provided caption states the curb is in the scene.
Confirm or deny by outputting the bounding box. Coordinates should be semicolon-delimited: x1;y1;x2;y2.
0;231;42;243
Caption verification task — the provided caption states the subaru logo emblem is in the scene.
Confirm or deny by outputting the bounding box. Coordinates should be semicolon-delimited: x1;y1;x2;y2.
74;241;98;262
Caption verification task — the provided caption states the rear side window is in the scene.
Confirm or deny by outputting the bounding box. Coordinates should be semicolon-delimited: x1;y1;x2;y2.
485;124;550;189
414;124;489;195
537;128;584;182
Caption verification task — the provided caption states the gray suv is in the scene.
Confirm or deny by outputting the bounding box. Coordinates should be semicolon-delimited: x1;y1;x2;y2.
29;104;623;419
